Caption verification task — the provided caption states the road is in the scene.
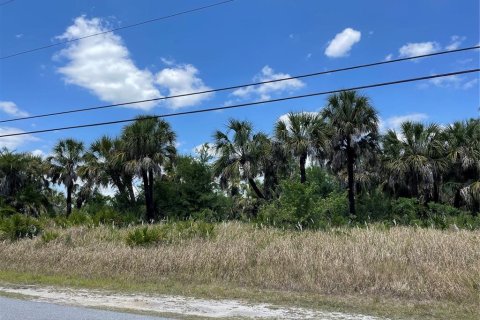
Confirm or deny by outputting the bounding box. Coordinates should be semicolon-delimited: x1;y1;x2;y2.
0;296;168;320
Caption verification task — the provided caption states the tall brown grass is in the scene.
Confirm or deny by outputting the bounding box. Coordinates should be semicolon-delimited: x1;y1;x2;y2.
0;223;478;304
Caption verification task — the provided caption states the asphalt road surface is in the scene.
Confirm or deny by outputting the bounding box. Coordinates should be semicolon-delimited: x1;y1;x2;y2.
0;296;169;320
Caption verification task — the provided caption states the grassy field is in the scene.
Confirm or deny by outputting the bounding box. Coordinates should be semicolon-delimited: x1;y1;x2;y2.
0;222;479;319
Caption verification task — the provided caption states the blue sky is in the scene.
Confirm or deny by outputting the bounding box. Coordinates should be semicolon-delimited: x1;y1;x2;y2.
0;0;479;157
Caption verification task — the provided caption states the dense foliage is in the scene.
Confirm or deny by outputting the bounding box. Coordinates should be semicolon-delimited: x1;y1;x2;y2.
0;90;479;239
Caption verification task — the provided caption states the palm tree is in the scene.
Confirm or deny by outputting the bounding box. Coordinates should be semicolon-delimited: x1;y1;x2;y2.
322;90;379;216
47;139;84;216
80;136;136;204
213;119;265;199
443;119;480;211
120;116;176;221
0;149;50;215
274;112;328;183
382;122;447;202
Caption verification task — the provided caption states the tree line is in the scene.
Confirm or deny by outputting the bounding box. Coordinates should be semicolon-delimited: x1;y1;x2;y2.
0;90;478;226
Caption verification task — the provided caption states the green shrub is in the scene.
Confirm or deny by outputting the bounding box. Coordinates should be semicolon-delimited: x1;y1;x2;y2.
0;214;42;241
257;179;349;230
41;230;60;243
126;226;160;246
68;210;93;226
391;198;423;225
125;221;216;247
93;208;126;226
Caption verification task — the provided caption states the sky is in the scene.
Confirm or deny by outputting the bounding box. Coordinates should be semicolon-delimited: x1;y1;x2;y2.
0;0;479;158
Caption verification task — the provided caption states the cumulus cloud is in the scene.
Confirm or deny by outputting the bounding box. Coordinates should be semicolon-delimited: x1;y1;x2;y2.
324;28;361;58
0;101;29;117
155;64;213;109
445;35;466;51
380;113;429;132
384;54;393;61
56;16;161;110
232;66;304;101
0;127;38;149
55;16;212;110
398;41;440;58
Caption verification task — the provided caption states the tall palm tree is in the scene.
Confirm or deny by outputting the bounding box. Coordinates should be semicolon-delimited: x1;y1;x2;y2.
274;112;328;183
80;136;136;204
47;139;84;216
382;122;447;202
213;119;265;199
121;116;176;221
322;90;379;216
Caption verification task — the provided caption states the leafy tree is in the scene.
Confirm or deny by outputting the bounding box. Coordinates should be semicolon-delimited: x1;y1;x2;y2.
47;139;84;216
120;116;176;221
155;156;227;219
322;90;379;217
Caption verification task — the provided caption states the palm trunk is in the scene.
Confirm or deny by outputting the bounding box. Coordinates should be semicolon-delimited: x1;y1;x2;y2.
346;140;356;217
142;169;155;222
453;188;462;208
148;168;156;219
248;177;265;199
127;181;135;204
66;184;73;217
299;152;307;183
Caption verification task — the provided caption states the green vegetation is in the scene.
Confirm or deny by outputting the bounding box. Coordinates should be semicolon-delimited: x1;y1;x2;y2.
0;89;479;316
1;90;477;231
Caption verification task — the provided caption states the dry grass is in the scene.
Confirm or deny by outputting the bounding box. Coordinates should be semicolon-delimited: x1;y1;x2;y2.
0;223;479;309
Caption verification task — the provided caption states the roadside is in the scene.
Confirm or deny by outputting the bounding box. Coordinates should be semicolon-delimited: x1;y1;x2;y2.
0;285;383;320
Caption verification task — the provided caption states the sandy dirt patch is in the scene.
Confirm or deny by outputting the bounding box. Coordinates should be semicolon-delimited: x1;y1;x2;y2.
0;285;388;319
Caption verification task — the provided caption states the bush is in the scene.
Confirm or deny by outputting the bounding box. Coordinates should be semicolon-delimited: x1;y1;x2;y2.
125;221;216;247
0;214;42;241
41;230;60;243
93;207;126;226
257;179;348;230
68;210;93;226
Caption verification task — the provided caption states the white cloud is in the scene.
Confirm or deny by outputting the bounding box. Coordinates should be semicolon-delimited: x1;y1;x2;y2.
15;34;23;39
193;142;218;160
160;57;175;66
306;53;312;59
0;101;29;117
398;41;440;58
155;64;213;109
384;54;393;61
56;16;161;110
426;75;478;90
380;113;429;132
445;35;466;51
462;78;478;90
0;127;38;149
31;149;47;158
232;66;304;101
324;28;361;58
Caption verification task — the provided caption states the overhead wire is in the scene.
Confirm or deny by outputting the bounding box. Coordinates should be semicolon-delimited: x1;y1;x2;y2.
0;68;477;138
0;45;478;124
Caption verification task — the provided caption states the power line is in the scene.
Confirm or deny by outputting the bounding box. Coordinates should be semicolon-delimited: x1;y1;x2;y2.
1;45;479;124
0;0;234;60
0;69;477;139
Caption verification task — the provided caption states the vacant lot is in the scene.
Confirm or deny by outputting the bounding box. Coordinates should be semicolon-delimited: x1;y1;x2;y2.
0;223;479;319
